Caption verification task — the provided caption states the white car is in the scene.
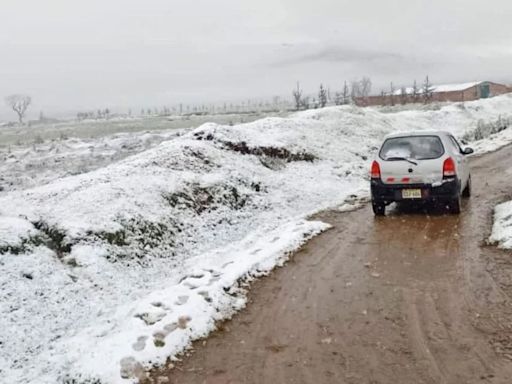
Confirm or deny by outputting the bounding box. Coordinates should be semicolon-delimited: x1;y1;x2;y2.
370;131;473;215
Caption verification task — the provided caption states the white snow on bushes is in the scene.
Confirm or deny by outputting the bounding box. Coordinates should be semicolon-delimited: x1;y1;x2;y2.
2;95;512;383
0;217;37;250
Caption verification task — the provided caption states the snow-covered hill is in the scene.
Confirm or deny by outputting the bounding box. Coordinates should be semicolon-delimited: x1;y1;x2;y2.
2;95;512;383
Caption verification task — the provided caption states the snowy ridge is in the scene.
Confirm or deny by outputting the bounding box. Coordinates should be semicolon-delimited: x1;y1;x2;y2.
2;94;512;383
490;202;512;250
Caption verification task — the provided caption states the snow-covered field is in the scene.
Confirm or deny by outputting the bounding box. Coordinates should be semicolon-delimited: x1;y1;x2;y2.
0;129;186;193
0;112;286;146
2;95;512;383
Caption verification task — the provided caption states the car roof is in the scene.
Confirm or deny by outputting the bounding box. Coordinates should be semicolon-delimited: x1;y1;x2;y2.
383;130;451;139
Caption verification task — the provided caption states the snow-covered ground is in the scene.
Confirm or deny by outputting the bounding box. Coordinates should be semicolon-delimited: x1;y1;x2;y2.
0;129;186;193
490;201;512;250
2;95;512;383
0;112;286;147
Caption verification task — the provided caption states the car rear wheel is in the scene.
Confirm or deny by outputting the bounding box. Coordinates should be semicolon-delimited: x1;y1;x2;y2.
372;201;385;216
449;193;462;214
462;175;471;198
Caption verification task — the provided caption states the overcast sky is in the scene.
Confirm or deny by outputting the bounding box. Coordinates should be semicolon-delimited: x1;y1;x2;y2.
1;0;512;118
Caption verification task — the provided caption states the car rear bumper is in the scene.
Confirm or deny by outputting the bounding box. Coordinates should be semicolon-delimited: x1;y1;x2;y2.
371;178;459;205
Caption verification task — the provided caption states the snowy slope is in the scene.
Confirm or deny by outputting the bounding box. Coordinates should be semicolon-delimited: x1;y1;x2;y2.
2;94;512;383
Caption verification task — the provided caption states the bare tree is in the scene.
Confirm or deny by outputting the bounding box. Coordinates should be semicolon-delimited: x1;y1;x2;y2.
412;80;419;102
342;81;350;104
300;96;310;110
5;94;32;124
423;75;435;104
351;80;362;102
360;77;372;99
318;84;328;108
389;82;396;106
272;96;280;111
334;92;343;106
292;82;303;111
400;86;407;105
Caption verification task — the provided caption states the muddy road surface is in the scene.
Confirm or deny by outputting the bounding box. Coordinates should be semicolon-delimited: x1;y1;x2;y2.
148;145;512;384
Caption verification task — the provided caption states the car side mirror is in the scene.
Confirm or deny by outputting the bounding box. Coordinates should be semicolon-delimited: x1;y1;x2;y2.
462;147;474;155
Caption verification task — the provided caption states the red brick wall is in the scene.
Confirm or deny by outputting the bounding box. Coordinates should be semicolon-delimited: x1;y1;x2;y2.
462;87;479;101
431;88;481;102
355;96;386;106
488;82;511;97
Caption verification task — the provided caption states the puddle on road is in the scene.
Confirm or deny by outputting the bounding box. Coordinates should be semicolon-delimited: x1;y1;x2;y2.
368;205;462;285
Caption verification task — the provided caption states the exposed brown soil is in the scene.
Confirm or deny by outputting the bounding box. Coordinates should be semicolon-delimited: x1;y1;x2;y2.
147;145;512;384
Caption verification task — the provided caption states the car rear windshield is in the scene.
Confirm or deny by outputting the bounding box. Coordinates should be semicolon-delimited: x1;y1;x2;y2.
379;135;444;161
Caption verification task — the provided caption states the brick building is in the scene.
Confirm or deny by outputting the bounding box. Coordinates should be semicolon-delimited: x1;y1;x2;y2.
355;81;512;107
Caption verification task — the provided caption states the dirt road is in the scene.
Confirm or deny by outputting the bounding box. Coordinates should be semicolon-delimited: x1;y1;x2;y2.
148;145;512;384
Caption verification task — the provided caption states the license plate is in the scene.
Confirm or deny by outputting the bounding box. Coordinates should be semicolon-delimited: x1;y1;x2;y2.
402;189;422;199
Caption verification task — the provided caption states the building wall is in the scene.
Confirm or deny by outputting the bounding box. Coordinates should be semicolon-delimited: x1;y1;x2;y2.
356;96;386;106
462;87;479;101
488;82;511;97
432;88;476;102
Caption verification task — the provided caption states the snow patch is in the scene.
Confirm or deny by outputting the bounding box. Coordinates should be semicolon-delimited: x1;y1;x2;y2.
490;201;512;250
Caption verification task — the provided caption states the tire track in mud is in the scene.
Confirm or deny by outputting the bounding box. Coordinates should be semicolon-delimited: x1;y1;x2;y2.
146;145;512;384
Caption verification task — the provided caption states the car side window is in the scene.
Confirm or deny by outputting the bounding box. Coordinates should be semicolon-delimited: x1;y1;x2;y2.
449;136;463;154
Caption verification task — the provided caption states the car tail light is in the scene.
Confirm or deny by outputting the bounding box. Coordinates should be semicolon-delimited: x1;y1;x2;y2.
443;157;456;178
370;161;381;179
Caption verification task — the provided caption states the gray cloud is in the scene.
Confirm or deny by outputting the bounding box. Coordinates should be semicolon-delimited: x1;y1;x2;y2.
1;0;511;119
272;45;404;67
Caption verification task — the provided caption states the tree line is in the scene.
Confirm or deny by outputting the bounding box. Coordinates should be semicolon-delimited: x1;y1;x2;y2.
3;76;439;124
291;75;437;110
381;76;435;106
292;77;372;111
